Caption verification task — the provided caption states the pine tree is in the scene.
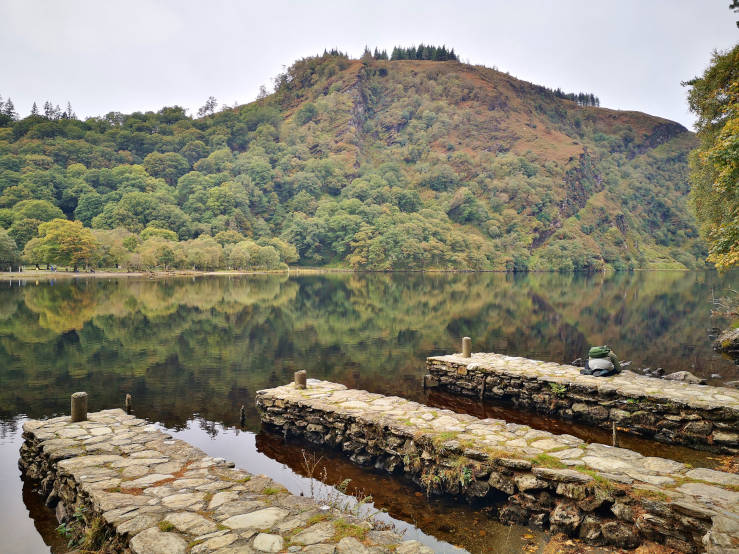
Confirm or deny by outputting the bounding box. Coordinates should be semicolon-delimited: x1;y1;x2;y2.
197;96;217;118
43;101;53;118
30;102;39;116
65;101;76;119
3;98;17;119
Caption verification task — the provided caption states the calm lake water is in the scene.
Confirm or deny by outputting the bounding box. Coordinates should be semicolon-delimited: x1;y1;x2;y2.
0;271;736;553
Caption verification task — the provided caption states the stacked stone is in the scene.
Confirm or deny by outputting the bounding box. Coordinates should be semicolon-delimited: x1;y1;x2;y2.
257;380;739;553
19;409;431;554
425;353;739;454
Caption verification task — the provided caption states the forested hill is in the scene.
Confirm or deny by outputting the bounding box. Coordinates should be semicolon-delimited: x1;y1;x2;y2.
0;50;704;271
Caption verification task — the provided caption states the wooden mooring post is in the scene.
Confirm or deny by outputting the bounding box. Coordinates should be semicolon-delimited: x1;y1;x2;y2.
295;370;307;389
125;393;132;414
612;421;618;447
71;392;87;422
462;336;472;358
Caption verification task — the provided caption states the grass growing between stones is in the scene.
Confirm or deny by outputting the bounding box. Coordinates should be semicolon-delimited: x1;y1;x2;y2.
629;488;670;502
574;466;615;491
76;517;109;551
435;431;460;443
664;475;739;493
306;513;332;525
531;454;567;469
262;486;287;495
331;518;368;542
158;521;175;532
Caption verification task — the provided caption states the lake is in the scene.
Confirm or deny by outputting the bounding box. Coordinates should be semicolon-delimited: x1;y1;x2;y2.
0;270;736;553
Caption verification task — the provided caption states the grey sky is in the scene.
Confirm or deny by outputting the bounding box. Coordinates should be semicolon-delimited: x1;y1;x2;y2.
0;0;736;129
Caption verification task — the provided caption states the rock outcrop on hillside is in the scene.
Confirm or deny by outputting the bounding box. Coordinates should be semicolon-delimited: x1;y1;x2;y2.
714;327;739;357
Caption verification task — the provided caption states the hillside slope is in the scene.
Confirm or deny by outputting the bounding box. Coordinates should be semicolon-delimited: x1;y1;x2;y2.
0;53;703;270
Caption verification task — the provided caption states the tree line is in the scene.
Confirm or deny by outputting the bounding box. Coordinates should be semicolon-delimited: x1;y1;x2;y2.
0;218;297;272
390;44;458;61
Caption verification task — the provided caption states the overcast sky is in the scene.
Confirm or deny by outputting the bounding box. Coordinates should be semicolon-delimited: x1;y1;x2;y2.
1;1;736;129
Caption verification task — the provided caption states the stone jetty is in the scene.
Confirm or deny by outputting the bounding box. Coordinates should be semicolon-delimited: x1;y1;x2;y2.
19;408;432;554
257;379;739;553
425;352;739;454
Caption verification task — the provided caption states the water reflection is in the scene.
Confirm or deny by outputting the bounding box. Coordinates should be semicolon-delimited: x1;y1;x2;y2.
0;271;736;552
0;271;735;429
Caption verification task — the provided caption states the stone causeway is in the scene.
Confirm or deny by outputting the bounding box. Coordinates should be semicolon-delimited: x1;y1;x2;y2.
425;352;739;454
257;379;739;553
19;409;433;554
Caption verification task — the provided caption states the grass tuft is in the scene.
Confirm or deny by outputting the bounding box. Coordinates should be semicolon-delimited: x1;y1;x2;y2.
158;521;175;532
332;518;368;542
531;453;566;469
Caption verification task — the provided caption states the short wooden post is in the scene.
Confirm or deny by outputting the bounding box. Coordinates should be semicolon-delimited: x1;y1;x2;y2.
125;394;132;414
239;404;246;427
295;370;307;389
612;421;618;447
462;337;472;358
71;392;87;422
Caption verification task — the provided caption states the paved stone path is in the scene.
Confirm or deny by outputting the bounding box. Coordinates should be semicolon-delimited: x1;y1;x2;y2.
258;380;739;551
433;353;739;412
426;353;739;453
20;409;432;554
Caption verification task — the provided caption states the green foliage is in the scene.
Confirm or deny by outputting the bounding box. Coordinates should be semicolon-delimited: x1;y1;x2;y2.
296;103;318;125
684;44;739;269
0;50;701;271
548;382;567;396
9;218;41;250
0;227;19;268
141;226;178;241
25;219;97;270
390;44;458;61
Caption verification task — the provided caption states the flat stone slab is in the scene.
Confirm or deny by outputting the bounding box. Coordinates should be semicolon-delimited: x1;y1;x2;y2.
434;352;739;409
257;380;739;551
20;409;410;553
426;352;739;453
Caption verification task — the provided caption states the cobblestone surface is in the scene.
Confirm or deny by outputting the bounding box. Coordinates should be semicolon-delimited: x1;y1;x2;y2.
258;380;739;553
426;353;739;454
19;409;431;554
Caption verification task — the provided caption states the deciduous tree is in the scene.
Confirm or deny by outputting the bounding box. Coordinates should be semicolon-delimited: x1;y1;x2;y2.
26;219;98;271
685;44;739;268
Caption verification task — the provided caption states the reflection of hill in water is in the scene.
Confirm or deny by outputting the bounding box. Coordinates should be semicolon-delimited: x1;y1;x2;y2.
0;272;735;429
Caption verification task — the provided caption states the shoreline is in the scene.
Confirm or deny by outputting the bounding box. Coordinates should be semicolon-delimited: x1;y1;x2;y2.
0;266;721;282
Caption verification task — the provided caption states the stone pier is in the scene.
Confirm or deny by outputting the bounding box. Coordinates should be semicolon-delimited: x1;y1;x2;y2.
257;380;739;553
425;353;739;454
19;409;430;554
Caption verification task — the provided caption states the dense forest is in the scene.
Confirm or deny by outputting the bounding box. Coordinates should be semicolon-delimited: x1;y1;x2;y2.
0;46;704;272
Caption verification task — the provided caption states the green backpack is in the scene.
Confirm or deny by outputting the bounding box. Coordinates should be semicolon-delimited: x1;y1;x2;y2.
588;345;611;359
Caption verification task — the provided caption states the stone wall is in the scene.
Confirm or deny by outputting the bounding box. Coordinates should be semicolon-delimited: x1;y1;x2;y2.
19;408;428;554
257;380;739;553
426;353;739;454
